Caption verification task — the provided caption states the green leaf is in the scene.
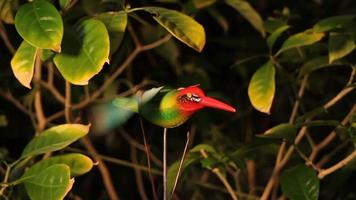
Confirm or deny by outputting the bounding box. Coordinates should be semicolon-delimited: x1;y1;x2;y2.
277;30;324;56
300;120;340;128
225;0;265;37
21;124;90;158
267;25;290;50
10;40;38;89
298;56;345;78
328;32;355;63
24;164;73;200
190;144;217;154
41;49;55;62
23;153;93;178
53;19;110;85
0;0;16;24
258;123;297;142
248;60;275;114
139;7;206;52
314;15;356;33
96;11;127;55
15;0;63;52
281;164;319;200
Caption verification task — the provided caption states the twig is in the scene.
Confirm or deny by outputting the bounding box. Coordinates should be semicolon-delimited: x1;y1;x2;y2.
171;131;190;197
130;144;149;200
120;129;162;167
316;140;350;168
39;81;65;104
64;81;72;123
34;50;46;131
318;151;356;179
0;21;15;54
309;104;356;161
81;137;120;200
200;149;238;200
139;118;159;200
289;75;309;123
163;128;168;200
66;147;162;175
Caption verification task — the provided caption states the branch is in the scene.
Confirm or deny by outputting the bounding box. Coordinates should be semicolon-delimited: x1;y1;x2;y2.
0;21;15;54
200;149;238;200
318;151;356;179
39;81;65;104
81;137;120;200
64;81;72;123
130;144;149;200
34;51;46;131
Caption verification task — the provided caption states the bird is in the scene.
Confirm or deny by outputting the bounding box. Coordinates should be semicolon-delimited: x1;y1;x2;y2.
111;84;236;129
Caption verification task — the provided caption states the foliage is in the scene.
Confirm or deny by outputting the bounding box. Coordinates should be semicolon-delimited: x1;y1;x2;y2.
0;0;355;200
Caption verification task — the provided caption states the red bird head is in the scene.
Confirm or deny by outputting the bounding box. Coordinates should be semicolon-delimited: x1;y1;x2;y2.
177;85;236;113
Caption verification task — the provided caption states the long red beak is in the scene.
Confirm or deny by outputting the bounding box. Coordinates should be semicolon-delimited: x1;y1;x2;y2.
201;96;236;113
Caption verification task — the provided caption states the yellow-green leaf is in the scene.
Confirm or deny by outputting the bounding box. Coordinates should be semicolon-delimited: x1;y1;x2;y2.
0;0;16;24
258;123;297;141
140;7;206;52
21;124;90;158
11;41;38;89
23;153;93;178
53;19;110;85
225;0;266;37
298;56;345;78
328;32;355;63
248;60;275;114
277;30;324;56
15;0;63;52
24;164;73;200
96;11;127;55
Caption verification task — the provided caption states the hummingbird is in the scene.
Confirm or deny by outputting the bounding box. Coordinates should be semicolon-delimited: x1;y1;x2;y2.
109;85;236;129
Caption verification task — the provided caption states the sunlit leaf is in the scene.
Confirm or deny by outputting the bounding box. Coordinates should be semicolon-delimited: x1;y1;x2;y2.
139;7;206;52
15;0;63;52
96;11;127;55
0;0;16;24
267;25;290;50
21;124;90;158
248;60;275;114
23;153;93;178
54;19;110;85
11;41;37;89
225;0;266;37
24;164;73;200
277;30;324;56
281;165;319;200
314;15;356;33
328;32;355;63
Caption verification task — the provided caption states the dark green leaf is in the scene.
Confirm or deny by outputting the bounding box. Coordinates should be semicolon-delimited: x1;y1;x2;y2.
24;164;72;200
54;19;110;85
59;0;71;10
281;164;319;200
225;0;265;37
192;0;216;9
15;0;63;51
298;56;345;78
267;25;290;50
314;15;356;33
258;123;297;142
328;32;355;63
0;0;16;24
300;120;340;127
21;124;90;158
139;7;206;52
248;60;275;114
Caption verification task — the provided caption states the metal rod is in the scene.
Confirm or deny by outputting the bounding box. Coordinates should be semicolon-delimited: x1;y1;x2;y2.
163;128;168;200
